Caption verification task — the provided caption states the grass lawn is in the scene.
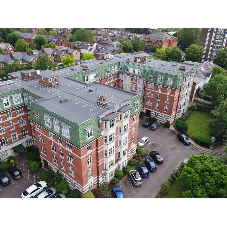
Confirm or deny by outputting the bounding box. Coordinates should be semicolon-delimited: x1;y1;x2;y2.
185;110;211;140
162;180;190;198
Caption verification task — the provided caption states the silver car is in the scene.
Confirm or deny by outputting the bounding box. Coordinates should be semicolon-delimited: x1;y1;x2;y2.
37;188;57;198
138;136;149;147
21;181;47;198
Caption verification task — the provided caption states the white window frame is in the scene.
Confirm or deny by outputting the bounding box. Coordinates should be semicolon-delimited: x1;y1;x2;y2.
12;93;23;105
2;97;11;108
87;156;92;166
85;126;93;140
53;119;60;133
67;154;73;165
11;132;18;141
44;114;52;128
61;123;71;139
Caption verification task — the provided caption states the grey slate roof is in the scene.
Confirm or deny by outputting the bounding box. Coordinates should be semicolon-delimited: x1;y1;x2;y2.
0;54;13;64
101;112;118;121
11;52;33;62
117;105;132;113
0;43;12;50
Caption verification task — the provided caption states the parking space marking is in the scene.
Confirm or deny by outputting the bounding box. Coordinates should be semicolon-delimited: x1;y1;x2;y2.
0;188;2;192
11;181;14;184
128;177;135;194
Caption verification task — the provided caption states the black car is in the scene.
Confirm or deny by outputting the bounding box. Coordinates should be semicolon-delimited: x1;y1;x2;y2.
177;133;191;145
150;122;160;131
142;120;153;128
0;171;11;186
145;158;157;172
150;151;164;164
8;166;22;180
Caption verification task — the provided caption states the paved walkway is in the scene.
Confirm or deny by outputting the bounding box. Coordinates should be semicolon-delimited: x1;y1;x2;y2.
169;125;226;156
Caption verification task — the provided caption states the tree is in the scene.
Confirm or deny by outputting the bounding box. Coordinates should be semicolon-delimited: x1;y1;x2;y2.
119;41;133;53
213;48;227;70
0;47;5;55
56;179;69;194
165;47;171;61
29;161;40;173
203;74;227;107
0;161;10;171
162;28;170;32
82;54;95;61
0;28;16;42
125;28;136;33
168;47;182;62
15;39;29;52
91;189;103;198
175;120;188;133
173;28;181;32
40;171;52;182
130;36;145;51
179;153;227;198
154;29;161;33
48;42;56;48
67;189;81;198
185;44;204;62
38;28;47;35
114;170;123;179
35;35;47;50
84;191;95;198
74;28;94;43
62;33;67;38
211;66;227;78
150;46;159;53
6;32;22;47
48;30;57;36
62;55;75;67
0;37;4;43
19;28;30;33
69;34;77;42
71;28;79;35
34;55;57;70
117;49;124;54
177;28;201;50
155;48;166;60
209;99;227;141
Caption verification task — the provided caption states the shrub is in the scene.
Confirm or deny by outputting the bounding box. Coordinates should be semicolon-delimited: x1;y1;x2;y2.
10;160;15;165
67;189;81;198
159;181;171;196
40;171;52;182
27;149;41;162
99;184;108;197
115;170;123;179
223;146;227;153
180;110;192;122
56;179;68;193
164;121;170;128
111;177;120;184
29;161;40;173
188;105;195;111
194;136;212;148
62;189;69;196
7;155;15;162
129;158;137;166
91;188;103;198
195;104;213;110
84;191;95;198
123;165;130;173
149;116;157;122
175;120;188;133
26;146;36;153
139;111;145;119
170;169;180;181
0;161;10;171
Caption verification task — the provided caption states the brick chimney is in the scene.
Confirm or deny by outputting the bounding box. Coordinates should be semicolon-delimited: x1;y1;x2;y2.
96;44;98;49
105;44;107;49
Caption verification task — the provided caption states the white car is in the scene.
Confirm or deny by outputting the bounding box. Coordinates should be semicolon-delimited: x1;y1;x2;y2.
37;187;57;198
52;194;66;198
138;137;149;147
21;181;47;198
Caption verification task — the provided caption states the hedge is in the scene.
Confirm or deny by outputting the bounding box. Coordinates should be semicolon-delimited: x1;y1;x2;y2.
174;120;188;133
179;110;193;122
0;161;10;172
111;177;120;184
67;189;81;198
149;116;157;122
164;121;170;128
29;161;40;173
195;104;213;110
114;170;123;179
194;136;212;148
40;171;52;182
91;189;103;198
188;105;195;111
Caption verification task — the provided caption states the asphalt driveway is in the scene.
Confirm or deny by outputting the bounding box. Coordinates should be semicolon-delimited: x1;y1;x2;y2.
119;120;202;198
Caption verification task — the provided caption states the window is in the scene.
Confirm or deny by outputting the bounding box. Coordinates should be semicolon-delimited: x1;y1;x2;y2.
154;112;158;118
109;146;115;157
133;115;136;122
109;160;114;169
58;137;62;144
104;121;107;129
2;97;11;108
122;160;127;167
85;126;93;140
163;115;167;121
109;119;115;128
60;148;64;158
149;75;154;81
137;87;142;93
119;126;122;134
104;150;108;157
119;114;122;121
36;123;42;131
49;131;54;140
109;133;115;143
53;156;58;165
124;111;129;120
0;138;8;146
12;94;23;105
132;126;135;134
41;147;46;156
167;87;171;95
167;78;174;86
18;118;26;127
131;148;134;155
70;179;75;189
106;68;110;75
166;97;170;104
104;136;107;144
87;156;92;166
123;137;128;146
32;129;35;136
147;92;153;98
109;170;114;180
67;154;73;165
158;76;163;83
106;77;109;82
157;94;160;101
61;161;65;171
132;137;134;145
146;101;152;106
26;138;33;146
62;123;71;139
53;119;60;133
9;122;15;131
123;124;128;133
0;150;8;160
164;106;168;113
138;78;143;84
6;110;12;119
118;139;121;147
21;129;28;137
33;111;39;119
155;103;159;110
11;133;18;141
44;114;52;128
51;143;56;153
66;141;72;151
0;126;5;135
148;83;154;89
88;169;92;179
16;106;23;115
158;85;162;92
87;143;91;152
134;101;139;112
179;78;182;86
123;149;127;156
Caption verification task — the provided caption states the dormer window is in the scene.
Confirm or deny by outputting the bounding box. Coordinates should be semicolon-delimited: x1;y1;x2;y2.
2;97;11;108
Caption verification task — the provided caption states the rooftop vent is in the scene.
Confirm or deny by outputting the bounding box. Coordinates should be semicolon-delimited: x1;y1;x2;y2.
82;65;89;70
97;96;107;106
179;65;186;70
126;59;130;63
60;99;68;103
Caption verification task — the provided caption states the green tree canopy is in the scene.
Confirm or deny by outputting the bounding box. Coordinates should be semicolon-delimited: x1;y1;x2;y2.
84;191;95;198
35;35;47;50
19;28;30;33
0;47;5;55
213;48;227;70
0;28;16;42
6;32;22;47
130;36;145;51
15;39;29;52
82;54;95;61
62;33;67;38
154;29;161;33
74;28;94;43
150;46;160;53
119;41;133;53
34;55;57;70
162;28;170;32
179;153;227;198
165;47;171;60
71;28;80;35
211;66;227;78
38;28;47;35
203;73;227;107
177;28;201;50
155;48;166;60
168;47;182;62
62;55;75;67
185;44;204;62
69;35;77;42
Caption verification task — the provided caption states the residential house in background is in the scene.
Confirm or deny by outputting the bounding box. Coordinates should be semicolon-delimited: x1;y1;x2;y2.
10;52;36;65
14;31;37;44
51;50;67;62
55;46;80;61
0;43;14;54
0;54;13;71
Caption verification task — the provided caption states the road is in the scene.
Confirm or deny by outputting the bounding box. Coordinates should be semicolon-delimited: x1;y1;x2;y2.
119;120;204;198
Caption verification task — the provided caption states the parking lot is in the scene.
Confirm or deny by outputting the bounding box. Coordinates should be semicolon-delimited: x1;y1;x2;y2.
119;120;203;198
0;152;41;198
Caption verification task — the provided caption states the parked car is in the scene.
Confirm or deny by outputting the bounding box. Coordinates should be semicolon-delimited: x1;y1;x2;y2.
138;136;149;147
142;120;153;128
129;170;143;186
150;151;164;164
21;181;47;198
52;194;66;198
177;133;191;145
150;122;160;131
137;164;150;178
37;187;57;198
145;158;157;172
112;186;124;198
8;166;22;180
0;172;11;186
